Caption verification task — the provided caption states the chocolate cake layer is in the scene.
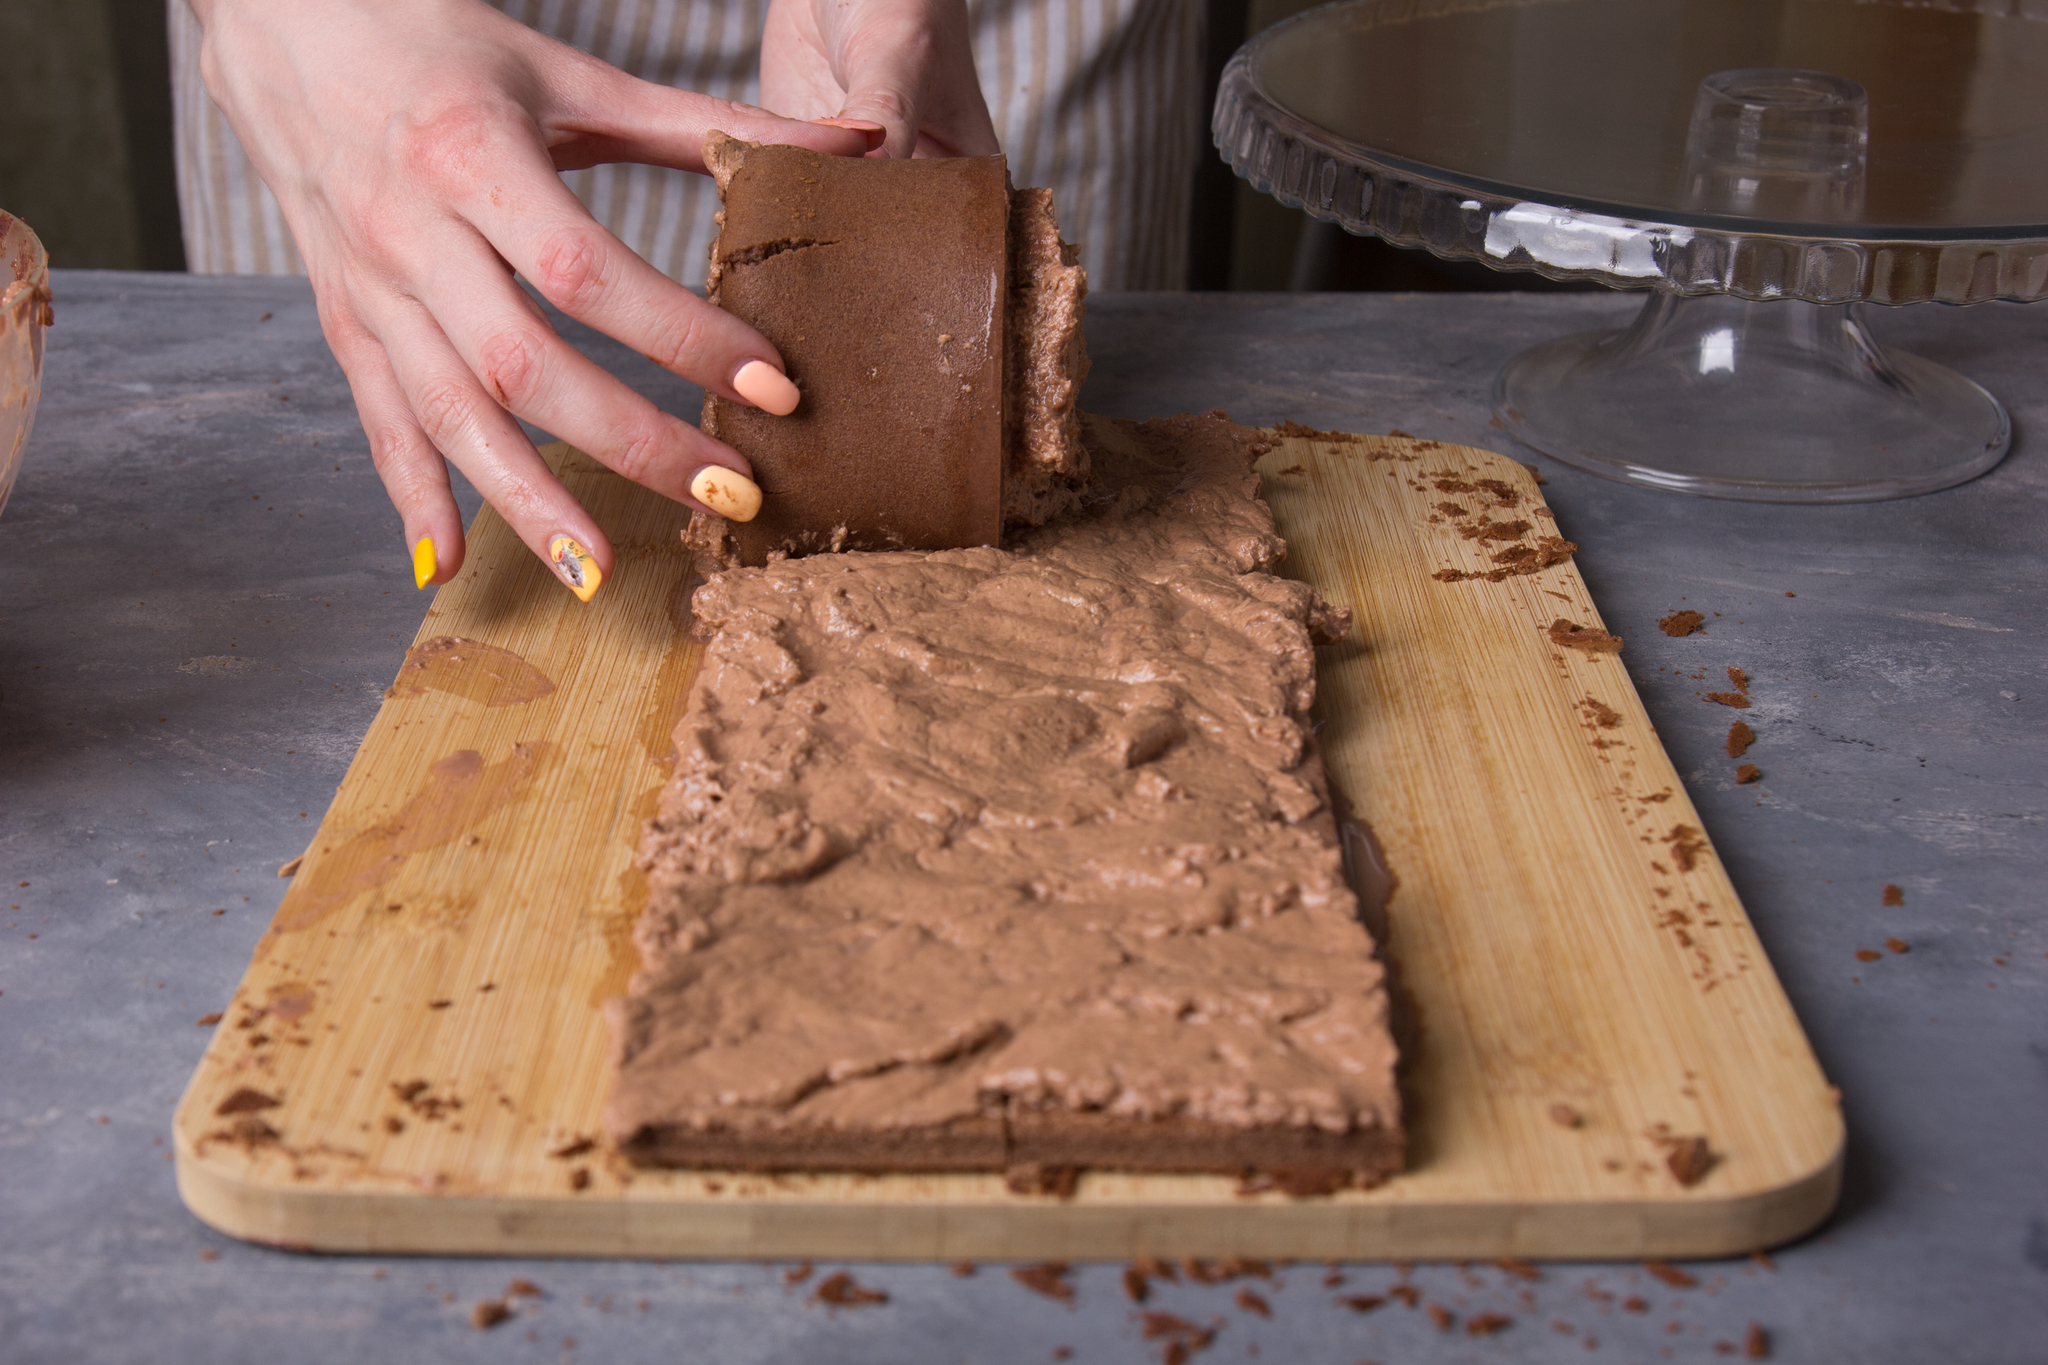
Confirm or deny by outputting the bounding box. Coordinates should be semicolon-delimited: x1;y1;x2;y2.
603;412;1402;1185
701;134;1009;565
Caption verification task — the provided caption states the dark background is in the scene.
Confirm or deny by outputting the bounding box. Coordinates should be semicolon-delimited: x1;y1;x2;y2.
0;0;1596;293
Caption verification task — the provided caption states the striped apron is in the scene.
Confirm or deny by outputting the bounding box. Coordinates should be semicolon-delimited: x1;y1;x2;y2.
169;0;1202;290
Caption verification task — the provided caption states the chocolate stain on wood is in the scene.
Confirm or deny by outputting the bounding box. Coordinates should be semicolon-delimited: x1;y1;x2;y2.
269;744;555;936
384;637;556;708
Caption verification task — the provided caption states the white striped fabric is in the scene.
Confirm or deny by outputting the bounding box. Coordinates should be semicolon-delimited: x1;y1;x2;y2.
169;0;1202;290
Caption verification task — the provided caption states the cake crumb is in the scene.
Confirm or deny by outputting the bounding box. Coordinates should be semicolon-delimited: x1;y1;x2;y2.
470;1300;512;1330
812;1271;889;1307
1467;1312;1513;1335
1746;1322;1771;1358
1497;1258;1544;1281
1662;1137;1717;1188
1234;1288;1272;1318
1426;1303;1455;1331
1140;1311;1216;1360
1579;697;1623;729
1726;666;1749;693
1340;1295;1386;1313
783;1262;814;1286
1662;825;1709;872
1549;619;1623;653
1736;763;1761;784
196;1012;223;1027
951;1262;977;1278
1885;937;1909;954
1703;691;1751;708
1123;1265;1152;1301
1011;1262;1075;1303
276;855;303;878
1882;884;1905;906
214;1088;280;1117
1726;722;1755;757
1658;610;1706;637
506;1279;543;1298
1855;949;1882;962
1643;1261;1699;1288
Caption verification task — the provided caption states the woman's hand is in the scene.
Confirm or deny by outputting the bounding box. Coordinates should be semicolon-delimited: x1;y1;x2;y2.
762;0;999;160
189;0;876;597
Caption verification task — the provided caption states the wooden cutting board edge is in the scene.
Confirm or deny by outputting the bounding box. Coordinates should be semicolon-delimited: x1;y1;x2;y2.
171;427;1843;1261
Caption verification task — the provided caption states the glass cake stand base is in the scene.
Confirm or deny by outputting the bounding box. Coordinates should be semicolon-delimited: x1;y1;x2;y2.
1492;292;2011;502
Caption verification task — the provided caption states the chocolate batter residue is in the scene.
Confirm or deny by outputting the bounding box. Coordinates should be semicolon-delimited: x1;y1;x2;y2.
604;412;1400;1181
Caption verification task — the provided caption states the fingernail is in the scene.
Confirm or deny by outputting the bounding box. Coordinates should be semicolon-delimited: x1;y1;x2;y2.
412;535;437;590
733;359;801;416
548;534;604;603
813;116;887;149
690;465;764;522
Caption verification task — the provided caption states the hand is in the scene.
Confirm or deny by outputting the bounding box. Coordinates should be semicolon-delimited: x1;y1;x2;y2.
189;0;878;597
762;0;1000;160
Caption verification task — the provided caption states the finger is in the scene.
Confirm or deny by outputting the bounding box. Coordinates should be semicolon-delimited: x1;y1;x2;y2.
371;295;617;604
320;297;466;589
419;247;767;521
451;150;803;416
541;57;877;172
825;6;999;159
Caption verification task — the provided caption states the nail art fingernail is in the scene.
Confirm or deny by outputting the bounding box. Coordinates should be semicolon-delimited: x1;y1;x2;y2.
412;535;437;590
548;534;604;603
733;359;801;416
690;465;764;522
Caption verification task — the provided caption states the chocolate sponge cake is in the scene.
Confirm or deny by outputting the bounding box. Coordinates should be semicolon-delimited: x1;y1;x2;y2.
603;412;1403;1189
698;135;1089;566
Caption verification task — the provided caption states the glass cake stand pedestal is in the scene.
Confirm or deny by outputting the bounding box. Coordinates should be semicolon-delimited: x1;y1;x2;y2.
1214;0;2048;502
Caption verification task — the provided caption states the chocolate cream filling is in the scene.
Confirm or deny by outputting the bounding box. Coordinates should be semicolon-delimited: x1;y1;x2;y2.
603;412;1402;1185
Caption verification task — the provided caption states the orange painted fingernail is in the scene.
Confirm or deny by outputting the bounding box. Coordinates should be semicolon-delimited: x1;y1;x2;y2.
690;465;763;522
733;359;800;416
548;534;604;603
412;535;436;590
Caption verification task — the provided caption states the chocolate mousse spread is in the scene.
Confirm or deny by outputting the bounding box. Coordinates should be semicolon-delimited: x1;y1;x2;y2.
603;411;1403;1186
698;135;1088;566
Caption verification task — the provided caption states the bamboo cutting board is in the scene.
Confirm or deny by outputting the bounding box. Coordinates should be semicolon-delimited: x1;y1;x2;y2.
172;428;1842;1260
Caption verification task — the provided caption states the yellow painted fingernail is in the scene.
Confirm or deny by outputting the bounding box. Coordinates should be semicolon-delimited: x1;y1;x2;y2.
733;359;801;416
412;536;436;590
690;465;763;522
548;534;604;603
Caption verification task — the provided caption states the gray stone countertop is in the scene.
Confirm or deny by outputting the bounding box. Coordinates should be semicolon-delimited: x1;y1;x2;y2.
2;270;2042;1363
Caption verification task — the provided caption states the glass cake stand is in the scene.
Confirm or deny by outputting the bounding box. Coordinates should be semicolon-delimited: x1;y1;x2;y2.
1213;0;2048;501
